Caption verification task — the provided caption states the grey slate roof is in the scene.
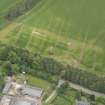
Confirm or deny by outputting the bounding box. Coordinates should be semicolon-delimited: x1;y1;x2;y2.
21;85;43;98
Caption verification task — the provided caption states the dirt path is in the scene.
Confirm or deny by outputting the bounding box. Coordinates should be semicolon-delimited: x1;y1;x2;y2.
60;80;105;98
45;80;65;103
45;90;57;103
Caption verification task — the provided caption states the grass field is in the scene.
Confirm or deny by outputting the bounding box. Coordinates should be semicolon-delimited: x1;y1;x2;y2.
0;0;105;75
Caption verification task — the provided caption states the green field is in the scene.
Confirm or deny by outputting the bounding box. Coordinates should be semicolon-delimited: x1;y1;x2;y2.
0;0;17;12
0;0;105;75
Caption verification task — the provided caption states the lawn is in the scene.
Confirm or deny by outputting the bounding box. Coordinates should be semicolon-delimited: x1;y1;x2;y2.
27;75;54;91
16;74;54;92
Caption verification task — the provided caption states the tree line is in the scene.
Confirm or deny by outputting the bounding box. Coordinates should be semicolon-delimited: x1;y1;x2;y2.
5;0;41;20
0;44;105;94
62;66;105;94
0;44;63;83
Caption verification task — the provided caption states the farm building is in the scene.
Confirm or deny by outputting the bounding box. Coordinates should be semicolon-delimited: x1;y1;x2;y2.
21;85;43;99
0;81;43;105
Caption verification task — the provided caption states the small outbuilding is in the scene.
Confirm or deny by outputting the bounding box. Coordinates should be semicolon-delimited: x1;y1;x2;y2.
75;100;90;105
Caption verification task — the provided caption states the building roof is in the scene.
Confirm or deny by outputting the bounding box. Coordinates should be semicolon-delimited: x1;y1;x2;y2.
0;95;11;105
76;101;90;105
0;96;37;105
3;82;12;94
13;100;32;105
11;98;38;105
21;85;43;98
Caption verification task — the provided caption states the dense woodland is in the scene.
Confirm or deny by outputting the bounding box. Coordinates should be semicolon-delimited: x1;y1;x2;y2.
0;43;63;83
0;43;105;94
